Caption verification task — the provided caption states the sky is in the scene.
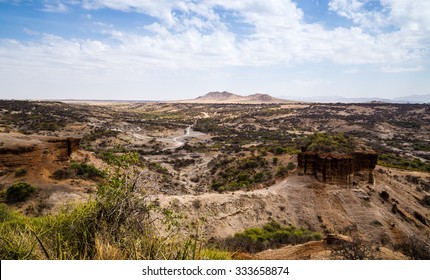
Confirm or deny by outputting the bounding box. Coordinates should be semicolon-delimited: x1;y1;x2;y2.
0;0;429;101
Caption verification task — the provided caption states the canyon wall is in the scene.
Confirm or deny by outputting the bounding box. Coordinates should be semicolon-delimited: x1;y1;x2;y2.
298;151;378;185
0;133;80;168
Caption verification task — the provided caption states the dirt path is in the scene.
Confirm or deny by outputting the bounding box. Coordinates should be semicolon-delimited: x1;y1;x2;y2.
171;126;191;148
161;126;206;150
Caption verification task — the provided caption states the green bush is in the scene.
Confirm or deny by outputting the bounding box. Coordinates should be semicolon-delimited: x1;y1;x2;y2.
51;168;73;180
221;221;323;253
210;155;273;192
276;166;289;177
0;203;18;222
70;162;104;180
378;153;430;172
300;132;360;153
52;162;104;181
14;168;27;177
5;182;36;203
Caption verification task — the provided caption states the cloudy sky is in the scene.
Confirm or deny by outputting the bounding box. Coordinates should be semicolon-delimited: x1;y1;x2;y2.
0;0;429;100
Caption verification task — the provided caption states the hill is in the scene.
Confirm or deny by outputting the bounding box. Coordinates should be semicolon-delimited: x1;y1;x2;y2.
182;91;292;104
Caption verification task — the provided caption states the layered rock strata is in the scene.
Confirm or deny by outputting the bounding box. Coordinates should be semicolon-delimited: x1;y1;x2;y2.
298;151;378;185
0;133;80;168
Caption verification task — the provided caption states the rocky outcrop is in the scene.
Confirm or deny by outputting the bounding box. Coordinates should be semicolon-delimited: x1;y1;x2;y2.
0;133;80;168
298;151;378;185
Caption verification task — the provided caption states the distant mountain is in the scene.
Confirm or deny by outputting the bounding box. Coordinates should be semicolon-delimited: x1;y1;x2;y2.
392;94;430;103
247;93;279;102
195;91;241;101
189;91;292;104
281;94;430;104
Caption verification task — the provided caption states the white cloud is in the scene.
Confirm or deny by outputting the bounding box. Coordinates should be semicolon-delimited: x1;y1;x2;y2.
328;0;388;30
1;0;429;97
384;0;430;32
381;65;424;73
41;1;70;13
81;0;183;27
23;28;40;36
329;0;430;32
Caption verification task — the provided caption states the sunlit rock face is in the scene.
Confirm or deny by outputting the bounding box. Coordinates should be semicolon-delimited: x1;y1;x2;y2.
0;133;80;168
298;151;378;185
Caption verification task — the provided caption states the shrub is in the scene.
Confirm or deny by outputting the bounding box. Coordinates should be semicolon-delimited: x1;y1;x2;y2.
422;195;430;208
398;236;430;260
333;238;375;260
5;182;36;203
276;166;289;177
300;132;358;153
378;153;430;172
51;168;73;180
287;162;296;170
14;168;27;177
199;249;232;260
220;221;323;253
0;203;17;222
210;155;272;192
380;190;390;201
254;172;264;182
70;162;104;180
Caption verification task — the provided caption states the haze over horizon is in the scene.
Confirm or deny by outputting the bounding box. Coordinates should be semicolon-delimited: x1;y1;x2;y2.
1;0;429;101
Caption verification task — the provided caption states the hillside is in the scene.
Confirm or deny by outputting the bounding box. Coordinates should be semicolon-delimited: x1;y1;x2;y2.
156;168;430;253
182;91;292;104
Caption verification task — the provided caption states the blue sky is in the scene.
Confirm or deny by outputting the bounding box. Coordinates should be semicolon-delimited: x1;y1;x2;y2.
0;0;429;100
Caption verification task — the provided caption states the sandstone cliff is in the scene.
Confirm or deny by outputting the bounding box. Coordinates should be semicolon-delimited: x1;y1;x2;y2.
297;151;378;185
0;133;80;168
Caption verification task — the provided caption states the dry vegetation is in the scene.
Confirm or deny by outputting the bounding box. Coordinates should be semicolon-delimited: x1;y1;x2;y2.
1;100;430;259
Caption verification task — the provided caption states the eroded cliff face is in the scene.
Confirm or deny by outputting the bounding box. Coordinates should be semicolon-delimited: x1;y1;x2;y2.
0;133;80;168
298;151;378;185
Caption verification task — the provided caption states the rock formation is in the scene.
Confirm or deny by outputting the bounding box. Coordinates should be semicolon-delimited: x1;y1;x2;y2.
298;151;378;185
0;133;80;168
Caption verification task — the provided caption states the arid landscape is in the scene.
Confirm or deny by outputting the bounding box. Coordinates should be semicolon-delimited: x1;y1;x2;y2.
1;94;430;260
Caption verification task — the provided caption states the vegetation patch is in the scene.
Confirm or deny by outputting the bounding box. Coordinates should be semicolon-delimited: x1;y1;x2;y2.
0;152;230;260
378;153;430;173
14;168;27;177
71;162;104;179
209;155;274;192
333;238;375;260
397;236;430;260
300;132;366;154
52;162;104;181
5;182;36;203
217;221;323;253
